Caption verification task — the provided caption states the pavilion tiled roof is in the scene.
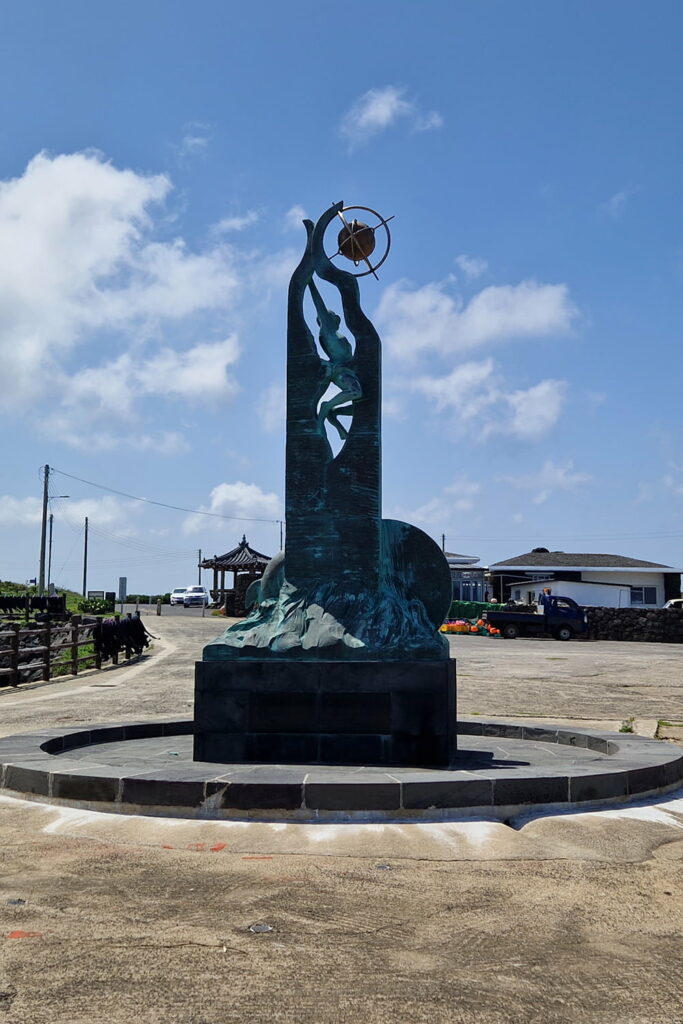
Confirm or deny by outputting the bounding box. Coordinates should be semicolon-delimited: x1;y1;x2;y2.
201;535;272;571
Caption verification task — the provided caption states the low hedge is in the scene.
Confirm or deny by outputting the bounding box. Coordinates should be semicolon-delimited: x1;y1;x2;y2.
447;600;502;620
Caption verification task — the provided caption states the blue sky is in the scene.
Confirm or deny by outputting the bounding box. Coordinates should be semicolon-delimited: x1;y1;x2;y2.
1;0;682;594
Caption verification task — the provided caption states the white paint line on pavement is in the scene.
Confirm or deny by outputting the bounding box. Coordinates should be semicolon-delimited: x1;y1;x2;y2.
2;789;683;852
579;793;683;828
0;792;505;846
512;789;683;830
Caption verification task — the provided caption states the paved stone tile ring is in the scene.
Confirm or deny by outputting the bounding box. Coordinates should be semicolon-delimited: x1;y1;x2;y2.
0;718;681;822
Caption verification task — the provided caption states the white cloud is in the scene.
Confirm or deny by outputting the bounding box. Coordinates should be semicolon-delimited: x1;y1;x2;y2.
176;122;211;158
600;186;638;218
0;150;246;443
412;360;568;440
505;379;567;440
62;336;239;414
39;419;192;453
455;254;488;280
0;493;138;530
212;210;259;233
182;482;282;534
285;204;308;230
59;495;141;530
132;432;190;455
376;278;577;362
381;395;407;421
249;248;299;295
635;481;656;504
339;86;443;148
258;382;286;433
414;111;444;132
663;465;683;496
397;495;451;528
392;477;481;531
501;459;592;505
444;477;482;512
134;337;240;401
0;496;43;527
413;359;497;416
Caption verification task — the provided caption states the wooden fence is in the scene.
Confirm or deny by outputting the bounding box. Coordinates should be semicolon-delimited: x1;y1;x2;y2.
0;614;137;689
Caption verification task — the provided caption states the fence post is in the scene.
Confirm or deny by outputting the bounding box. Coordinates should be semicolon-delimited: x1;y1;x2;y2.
9;623;19;688
110;612;119;665
124;613;132;660
43;621;51;681
94;625;102;670
70;614;81;675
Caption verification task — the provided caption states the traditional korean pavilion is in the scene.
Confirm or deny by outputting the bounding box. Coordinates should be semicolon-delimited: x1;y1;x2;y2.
200;536;271;616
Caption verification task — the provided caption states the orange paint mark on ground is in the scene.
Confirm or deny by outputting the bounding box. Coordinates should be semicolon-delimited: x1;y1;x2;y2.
7;930;43;939
210;843;227;852
186;842;207;852
161;844;174;850
242;855;273;860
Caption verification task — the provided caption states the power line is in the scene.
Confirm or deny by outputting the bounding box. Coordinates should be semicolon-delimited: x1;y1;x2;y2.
448;530;683;542
51;467;283;526
47;467;682;545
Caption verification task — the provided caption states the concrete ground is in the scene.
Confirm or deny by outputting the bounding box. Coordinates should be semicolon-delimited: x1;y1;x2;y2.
1;613;682;1023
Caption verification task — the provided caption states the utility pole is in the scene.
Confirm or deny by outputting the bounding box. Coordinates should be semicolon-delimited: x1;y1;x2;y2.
198;548;202;585
47;513;54;591
45;496;69;593
442;534;446;552
279;520;284;550
38;464;50;595
82;516;89;596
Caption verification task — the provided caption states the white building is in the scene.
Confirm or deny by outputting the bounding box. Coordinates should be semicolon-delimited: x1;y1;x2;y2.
488;549;683;608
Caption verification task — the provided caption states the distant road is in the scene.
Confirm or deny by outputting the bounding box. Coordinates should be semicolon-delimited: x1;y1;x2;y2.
121;601;218;620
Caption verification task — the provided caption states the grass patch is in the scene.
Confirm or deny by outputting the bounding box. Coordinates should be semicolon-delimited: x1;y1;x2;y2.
0;580;83;615
619;715;636;733
51;641;98;677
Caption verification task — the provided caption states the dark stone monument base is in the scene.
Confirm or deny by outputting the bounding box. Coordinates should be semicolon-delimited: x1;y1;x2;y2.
193;659;457;768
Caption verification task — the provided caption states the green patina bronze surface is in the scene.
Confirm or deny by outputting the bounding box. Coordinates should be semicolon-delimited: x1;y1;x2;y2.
204;201;451;662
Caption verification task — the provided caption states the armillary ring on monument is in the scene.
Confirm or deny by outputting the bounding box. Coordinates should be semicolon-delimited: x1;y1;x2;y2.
325;205;394;280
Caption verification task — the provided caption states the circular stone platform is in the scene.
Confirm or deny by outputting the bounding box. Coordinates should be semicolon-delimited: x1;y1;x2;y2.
0;719;681;821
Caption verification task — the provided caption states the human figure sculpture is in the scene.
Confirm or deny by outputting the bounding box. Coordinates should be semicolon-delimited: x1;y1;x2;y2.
307;279;362;443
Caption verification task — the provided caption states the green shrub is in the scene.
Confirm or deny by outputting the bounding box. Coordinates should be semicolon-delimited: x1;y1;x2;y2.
447;600;501;620
77;597;114;615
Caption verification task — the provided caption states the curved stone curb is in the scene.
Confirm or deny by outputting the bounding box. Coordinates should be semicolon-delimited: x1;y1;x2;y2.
0;718;681;821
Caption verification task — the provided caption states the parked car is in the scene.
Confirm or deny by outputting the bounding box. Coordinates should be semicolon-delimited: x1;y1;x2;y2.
183;585;211;607
170;587;189;606
664;598;683;610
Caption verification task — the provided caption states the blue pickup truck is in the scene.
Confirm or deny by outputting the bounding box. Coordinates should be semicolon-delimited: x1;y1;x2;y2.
484;595;588;641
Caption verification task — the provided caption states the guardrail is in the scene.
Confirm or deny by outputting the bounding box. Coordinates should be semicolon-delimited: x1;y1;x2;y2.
0;613;147;689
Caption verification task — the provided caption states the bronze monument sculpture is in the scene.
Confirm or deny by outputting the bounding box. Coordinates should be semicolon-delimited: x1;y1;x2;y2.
194;202;456;766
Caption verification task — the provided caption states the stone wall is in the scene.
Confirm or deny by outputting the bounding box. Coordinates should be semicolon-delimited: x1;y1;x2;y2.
586;606;683;643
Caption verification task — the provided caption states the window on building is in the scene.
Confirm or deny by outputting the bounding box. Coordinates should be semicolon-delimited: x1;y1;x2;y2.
630;586;657;606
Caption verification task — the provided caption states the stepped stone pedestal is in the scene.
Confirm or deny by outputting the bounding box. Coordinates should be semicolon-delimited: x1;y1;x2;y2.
193;659;457;768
